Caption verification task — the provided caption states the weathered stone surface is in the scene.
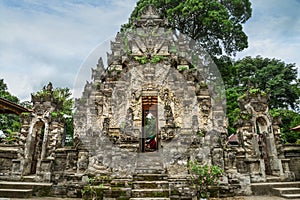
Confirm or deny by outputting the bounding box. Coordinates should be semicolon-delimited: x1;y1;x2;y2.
232;91;294;187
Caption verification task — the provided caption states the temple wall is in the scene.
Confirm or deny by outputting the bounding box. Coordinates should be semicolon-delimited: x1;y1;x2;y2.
284;144;300;180
0;144;19;177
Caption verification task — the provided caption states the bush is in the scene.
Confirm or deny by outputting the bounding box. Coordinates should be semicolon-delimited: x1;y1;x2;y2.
188;160;223;198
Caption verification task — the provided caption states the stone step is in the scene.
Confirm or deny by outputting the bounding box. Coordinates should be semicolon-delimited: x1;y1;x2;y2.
273;187;300;195
0;188;32;198
281;194;300;199
136;165;164;170
133;181;169;189
136;162;162;166
266;176;282;182
251;181;300;196
0;181;52;189
109;187;131;198
21;175;36;182
135;168;166;174
132;189;169;198
0;181;52;196
252;181;300;188
133;174;168;181
110;179;132;187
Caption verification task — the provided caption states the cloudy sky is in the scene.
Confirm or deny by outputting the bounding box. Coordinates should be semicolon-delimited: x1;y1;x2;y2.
0;0;299;101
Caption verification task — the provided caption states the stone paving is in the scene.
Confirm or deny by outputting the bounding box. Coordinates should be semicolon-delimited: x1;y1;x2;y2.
1;196;290;200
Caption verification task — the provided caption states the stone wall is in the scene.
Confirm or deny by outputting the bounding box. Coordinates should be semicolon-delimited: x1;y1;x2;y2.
0;145;18;177
284;144;300;180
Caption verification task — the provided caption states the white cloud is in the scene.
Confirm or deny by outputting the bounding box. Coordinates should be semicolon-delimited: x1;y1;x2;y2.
0;0;137;101
1;0;299;102
236;0;300;77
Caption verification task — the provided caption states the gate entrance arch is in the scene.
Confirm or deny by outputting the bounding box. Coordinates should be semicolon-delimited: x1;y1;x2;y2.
30;121;45;174
141;95;158;152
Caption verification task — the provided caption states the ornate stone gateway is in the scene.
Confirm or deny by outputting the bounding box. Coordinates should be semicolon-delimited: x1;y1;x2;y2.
233;91;293;183
74;5;227;180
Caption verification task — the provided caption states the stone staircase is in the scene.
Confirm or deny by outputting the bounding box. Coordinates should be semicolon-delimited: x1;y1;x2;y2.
251;181;300;199
0;180;52;198
130;152;170;200
273;187;300;199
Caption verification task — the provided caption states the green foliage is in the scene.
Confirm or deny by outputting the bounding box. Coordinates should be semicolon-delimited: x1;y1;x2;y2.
0;79;19;103
222;56;300;137
0;79;21;135
230;56;300;110
226;87;241;135
4;131;19;144
249;88;264;95
51;112;58;119
52;87;74;145
123;0;252;56
134;56;147;64
150;55;165;64
34;86;74;146
145;114;156;138
188;160;223;198
81;176;110;200
53;87;73;116
270;109;300;144
178;65;189;72
64;117;74;146
36;89;51;98
197;130;204;137
240;112;252;120
81;177;104;200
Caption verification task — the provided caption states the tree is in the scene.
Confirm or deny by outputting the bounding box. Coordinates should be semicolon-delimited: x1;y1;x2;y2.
0;79;21;141
270;109;300;144
229;56;300;110
53;87;74;146
0;79;18;103
53;87;73;116
223;57;300;142
123;0;252;57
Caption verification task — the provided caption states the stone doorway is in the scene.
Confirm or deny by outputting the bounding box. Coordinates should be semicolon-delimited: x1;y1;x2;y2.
141;96;158;152
256;117;272;175
259;132;272;175
29;121;45;174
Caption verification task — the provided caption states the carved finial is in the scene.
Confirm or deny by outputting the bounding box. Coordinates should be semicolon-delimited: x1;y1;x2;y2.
141;4;160;19
134;4;167;27
97;57;105;70
46;82;53;91
92;57;105;81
